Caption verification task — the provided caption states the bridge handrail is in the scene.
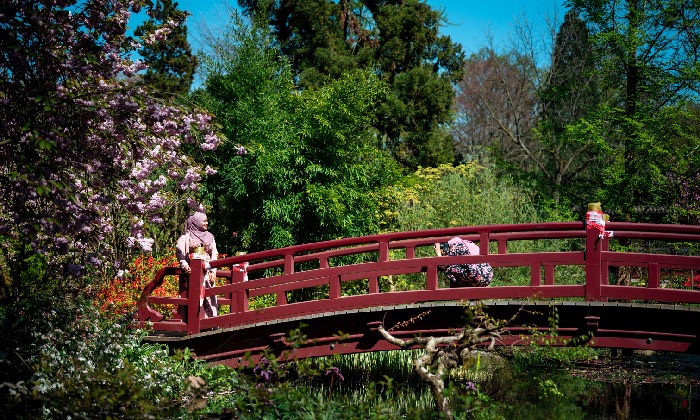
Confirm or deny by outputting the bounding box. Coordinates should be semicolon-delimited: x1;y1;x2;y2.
209;221;700;268
136;222;700;335
210;222;585;270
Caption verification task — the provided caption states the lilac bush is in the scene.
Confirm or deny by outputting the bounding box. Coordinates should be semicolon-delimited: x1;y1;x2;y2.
0;0;229;285
673;176;700;225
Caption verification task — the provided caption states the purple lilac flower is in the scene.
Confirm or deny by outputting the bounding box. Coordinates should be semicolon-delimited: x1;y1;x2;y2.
325;367;345;381
253;357;273;382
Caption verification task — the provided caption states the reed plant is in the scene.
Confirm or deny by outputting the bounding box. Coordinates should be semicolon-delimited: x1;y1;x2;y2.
311;351;437;416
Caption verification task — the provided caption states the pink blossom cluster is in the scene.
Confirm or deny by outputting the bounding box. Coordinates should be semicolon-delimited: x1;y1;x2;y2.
140;19;177;46
0;0;239;277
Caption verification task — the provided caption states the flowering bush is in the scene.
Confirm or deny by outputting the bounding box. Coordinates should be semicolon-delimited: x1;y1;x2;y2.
0;0;247;292
96;251;179;319
662;272;700;290
1;300;198;418
683;274;700;289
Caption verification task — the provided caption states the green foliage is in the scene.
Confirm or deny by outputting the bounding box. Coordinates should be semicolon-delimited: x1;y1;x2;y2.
381;65;459;169
598;108;691;220
0;238;50;303
195;11;402;253
1;299;197;418
134;0;198;97
561;0;700;219
663;103;700;225
458;2;700;220
0;299;664;419
540;10;598;135
535;8;602;204
0;293;60;384
238;0;464;170
381;163;583;289
178;327;428;418
388;163;544;232
512;307;599;371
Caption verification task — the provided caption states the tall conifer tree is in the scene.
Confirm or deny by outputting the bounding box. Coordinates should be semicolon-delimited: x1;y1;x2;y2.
534;10;604;204
541;11;598;135
135;0;198;97
238;0;464;170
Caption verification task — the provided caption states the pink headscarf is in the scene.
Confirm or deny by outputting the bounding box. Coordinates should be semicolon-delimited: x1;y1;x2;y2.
185;212;214;247
448;237;481;255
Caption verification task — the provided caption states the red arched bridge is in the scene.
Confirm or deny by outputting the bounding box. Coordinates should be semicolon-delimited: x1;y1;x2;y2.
137;222;700;367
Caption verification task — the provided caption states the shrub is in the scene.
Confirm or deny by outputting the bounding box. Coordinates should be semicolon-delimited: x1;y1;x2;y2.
1;299;199;419
95;251;179;319
386;163;579;290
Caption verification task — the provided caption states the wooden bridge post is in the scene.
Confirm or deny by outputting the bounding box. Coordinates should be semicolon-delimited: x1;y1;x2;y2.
231;265;248;313
187;258;204;335
479;232;489;255
379;240;389;262
585;227;603;301
277;254;293;305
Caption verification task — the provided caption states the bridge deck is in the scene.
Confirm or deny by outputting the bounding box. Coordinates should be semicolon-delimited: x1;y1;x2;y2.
143;300;700;367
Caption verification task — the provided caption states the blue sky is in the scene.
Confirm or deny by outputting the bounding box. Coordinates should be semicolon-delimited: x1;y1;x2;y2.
427;0;564;55
129;0;565;57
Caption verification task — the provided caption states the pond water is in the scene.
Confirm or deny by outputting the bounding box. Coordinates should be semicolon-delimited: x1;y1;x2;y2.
325;350;700;419
570;353;700;419
472;351;699;419
584;381;698;419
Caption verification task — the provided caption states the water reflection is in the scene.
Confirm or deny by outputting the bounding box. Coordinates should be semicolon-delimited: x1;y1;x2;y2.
323;350;700;419
585;381;698;419
566;352;700;419
463;350;700;418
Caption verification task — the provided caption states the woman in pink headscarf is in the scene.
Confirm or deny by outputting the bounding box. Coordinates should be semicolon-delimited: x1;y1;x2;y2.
176;211;219;318
434;236;492;287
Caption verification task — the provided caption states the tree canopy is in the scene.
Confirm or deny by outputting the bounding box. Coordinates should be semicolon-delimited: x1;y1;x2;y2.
567;0;700;218
0;0;221;299
134;0;198;97
237;0;465;170
194;12;402;252
453;1;700;220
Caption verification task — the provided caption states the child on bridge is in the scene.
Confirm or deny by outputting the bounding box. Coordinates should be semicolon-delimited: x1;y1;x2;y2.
586;202;614;238
434;237;493;287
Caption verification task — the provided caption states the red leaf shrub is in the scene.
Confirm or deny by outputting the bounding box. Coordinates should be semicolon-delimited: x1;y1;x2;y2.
96;250;179;318
682;274;700;289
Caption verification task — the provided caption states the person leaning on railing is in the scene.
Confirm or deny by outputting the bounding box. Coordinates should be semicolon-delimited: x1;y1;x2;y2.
434;237;493;288
175;211;219;319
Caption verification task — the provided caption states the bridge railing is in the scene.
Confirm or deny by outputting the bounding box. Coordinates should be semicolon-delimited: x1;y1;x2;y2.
136;222;700;335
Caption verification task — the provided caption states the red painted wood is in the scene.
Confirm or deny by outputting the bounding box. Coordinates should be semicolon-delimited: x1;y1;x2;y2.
329;275;340;299
187;259;204;335
544;265;555;285
135;222;700;364
585;227;603;301
427;266;438;290
138;223;700;329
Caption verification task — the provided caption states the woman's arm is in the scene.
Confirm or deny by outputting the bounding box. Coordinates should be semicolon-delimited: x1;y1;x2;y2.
434;242;448;270
210;238;219;261
176;235;191;273
206;238;218;280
